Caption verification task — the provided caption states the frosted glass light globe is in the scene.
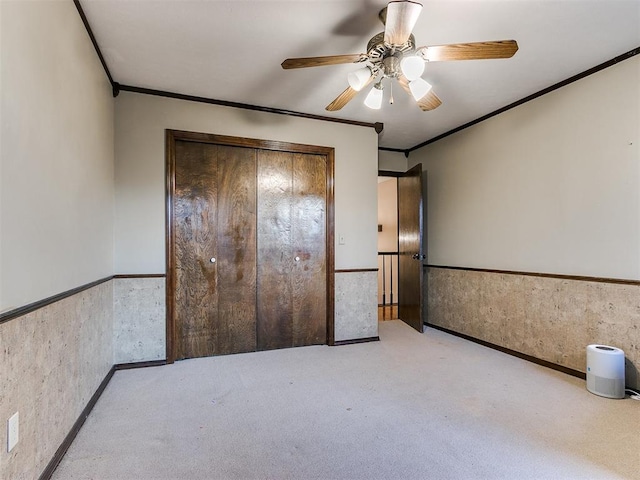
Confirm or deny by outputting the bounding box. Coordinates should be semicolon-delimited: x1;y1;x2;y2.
364;84;384;109
347;67;373;91
401;56;425;81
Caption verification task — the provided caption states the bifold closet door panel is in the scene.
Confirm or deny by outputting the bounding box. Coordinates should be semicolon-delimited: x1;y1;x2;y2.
174;141;219;359
257;150;327;351
256;150;294;350
215;146;258;355
292;153;327;346
174;142;257;359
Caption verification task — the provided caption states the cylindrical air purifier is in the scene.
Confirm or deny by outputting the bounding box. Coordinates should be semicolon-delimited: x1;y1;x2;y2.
586;345;625;399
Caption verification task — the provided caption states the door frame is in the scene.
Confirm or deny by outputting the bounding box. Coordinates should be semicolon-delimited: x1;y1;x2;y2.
166;129;336;363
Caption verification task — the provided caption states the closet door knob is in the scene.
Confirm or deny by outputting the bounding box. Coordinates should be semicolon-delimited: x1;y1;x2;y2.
295;256;300;262
210;257;216;263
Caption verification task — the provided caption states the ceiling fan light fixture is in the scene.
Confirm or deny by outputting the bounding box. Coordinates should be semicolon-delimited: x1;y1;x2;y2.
364;83;384;109
281;2;519;114
347;66;373;91
409;77;432;101
400;55;424;81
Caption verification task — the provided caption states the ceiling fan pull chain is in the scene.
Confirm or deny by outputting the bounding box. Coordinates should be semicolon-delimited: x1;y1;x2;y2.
389;78;394;105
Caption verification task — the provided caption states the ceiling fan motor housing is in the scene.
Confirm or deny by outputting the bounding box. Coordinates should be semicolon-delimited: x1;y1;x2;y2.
367;32;416;78
382;54;402;77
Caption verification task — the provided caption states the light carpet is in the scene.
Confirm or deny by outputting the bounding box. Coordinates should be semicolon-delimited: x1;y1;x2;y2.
52;320;640;479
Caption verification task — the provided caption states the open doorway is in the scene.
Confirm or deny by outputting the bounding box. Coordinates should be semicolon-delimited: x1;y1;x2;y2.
377;166;426;331
377;176;398;321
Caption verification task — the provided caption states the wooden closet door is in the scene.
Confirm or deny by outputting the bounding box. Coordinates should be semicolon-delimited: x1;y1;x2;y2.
256;150;326;350
174;141;257;359
256;150;293;350
215;146;257;354
292;153;326;346
174;141;218;359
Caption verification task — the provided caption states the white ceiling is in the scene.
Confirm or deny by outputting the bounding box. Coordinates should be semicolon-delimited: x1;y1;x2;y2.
81;0;640;149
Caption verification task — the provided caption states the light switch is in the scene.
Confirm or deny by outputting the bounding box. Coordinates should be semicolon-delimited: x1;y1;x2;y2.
7;412;18;452
339;235;345;245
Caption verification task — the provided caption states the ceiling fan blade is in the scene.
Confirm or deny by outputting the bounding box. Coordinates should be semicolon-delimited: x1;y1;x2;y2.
326;75;375;111
325;86;359;111
416;89;442;111
420;40;518;62
281;54;364;69
384;1;423;46
397;75;442;111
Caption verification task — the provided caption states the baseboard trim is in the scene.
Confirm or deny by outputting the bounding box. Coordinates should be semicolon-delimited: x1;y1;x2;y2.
333;336;380;346
38;365;116;480
114;359;167;370
425;323;586;380
334;269;378;273
39;359;167;479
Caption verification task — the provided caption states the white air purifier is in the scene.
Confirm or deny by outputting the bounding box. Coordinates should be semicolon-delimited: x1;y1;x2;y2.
586;345;625;399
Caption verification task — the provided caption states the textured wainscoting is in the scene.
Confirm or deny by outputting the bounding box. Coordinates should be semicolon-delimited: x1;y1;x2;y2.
334;271;378;342
113;273;374;359
427;267;640;389
113;277;166;364
0;281;113;480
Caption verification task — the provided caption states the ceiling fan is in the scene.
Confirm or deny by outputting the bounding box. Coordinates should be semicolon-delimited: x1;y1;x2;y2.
281;0;518;112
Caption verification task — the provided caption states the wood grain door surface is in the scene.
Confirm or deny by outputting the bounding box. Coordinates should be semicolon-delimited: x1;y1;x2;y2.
257;150;327;351
172;138;328;360
174;141;257;359
398;164;424;333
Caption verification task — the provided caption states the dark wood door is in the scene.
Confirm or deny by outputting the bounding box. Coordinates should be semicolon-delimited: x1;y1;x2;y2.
291;153;327;346
170;134;329;360
398;164;424;332
174;141;257;359
256;151;327;350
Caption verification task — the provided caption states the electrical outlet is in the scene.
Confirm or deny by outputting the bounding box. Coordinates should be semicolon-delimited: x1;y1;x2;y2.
7;412;19;452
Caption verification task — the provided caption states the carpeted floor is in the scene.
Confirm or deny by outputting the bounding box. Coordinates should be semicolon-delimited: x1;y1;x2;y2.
52;321;639;480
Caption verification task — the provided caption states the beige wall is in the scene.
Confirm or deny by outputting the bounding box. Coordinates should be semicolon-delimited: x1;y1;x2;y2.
114;92;379;344
410;56;640;281
411;55;640;383
114;92;378;273
0;2;115;479
0;1;115;311
378;150;407;172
